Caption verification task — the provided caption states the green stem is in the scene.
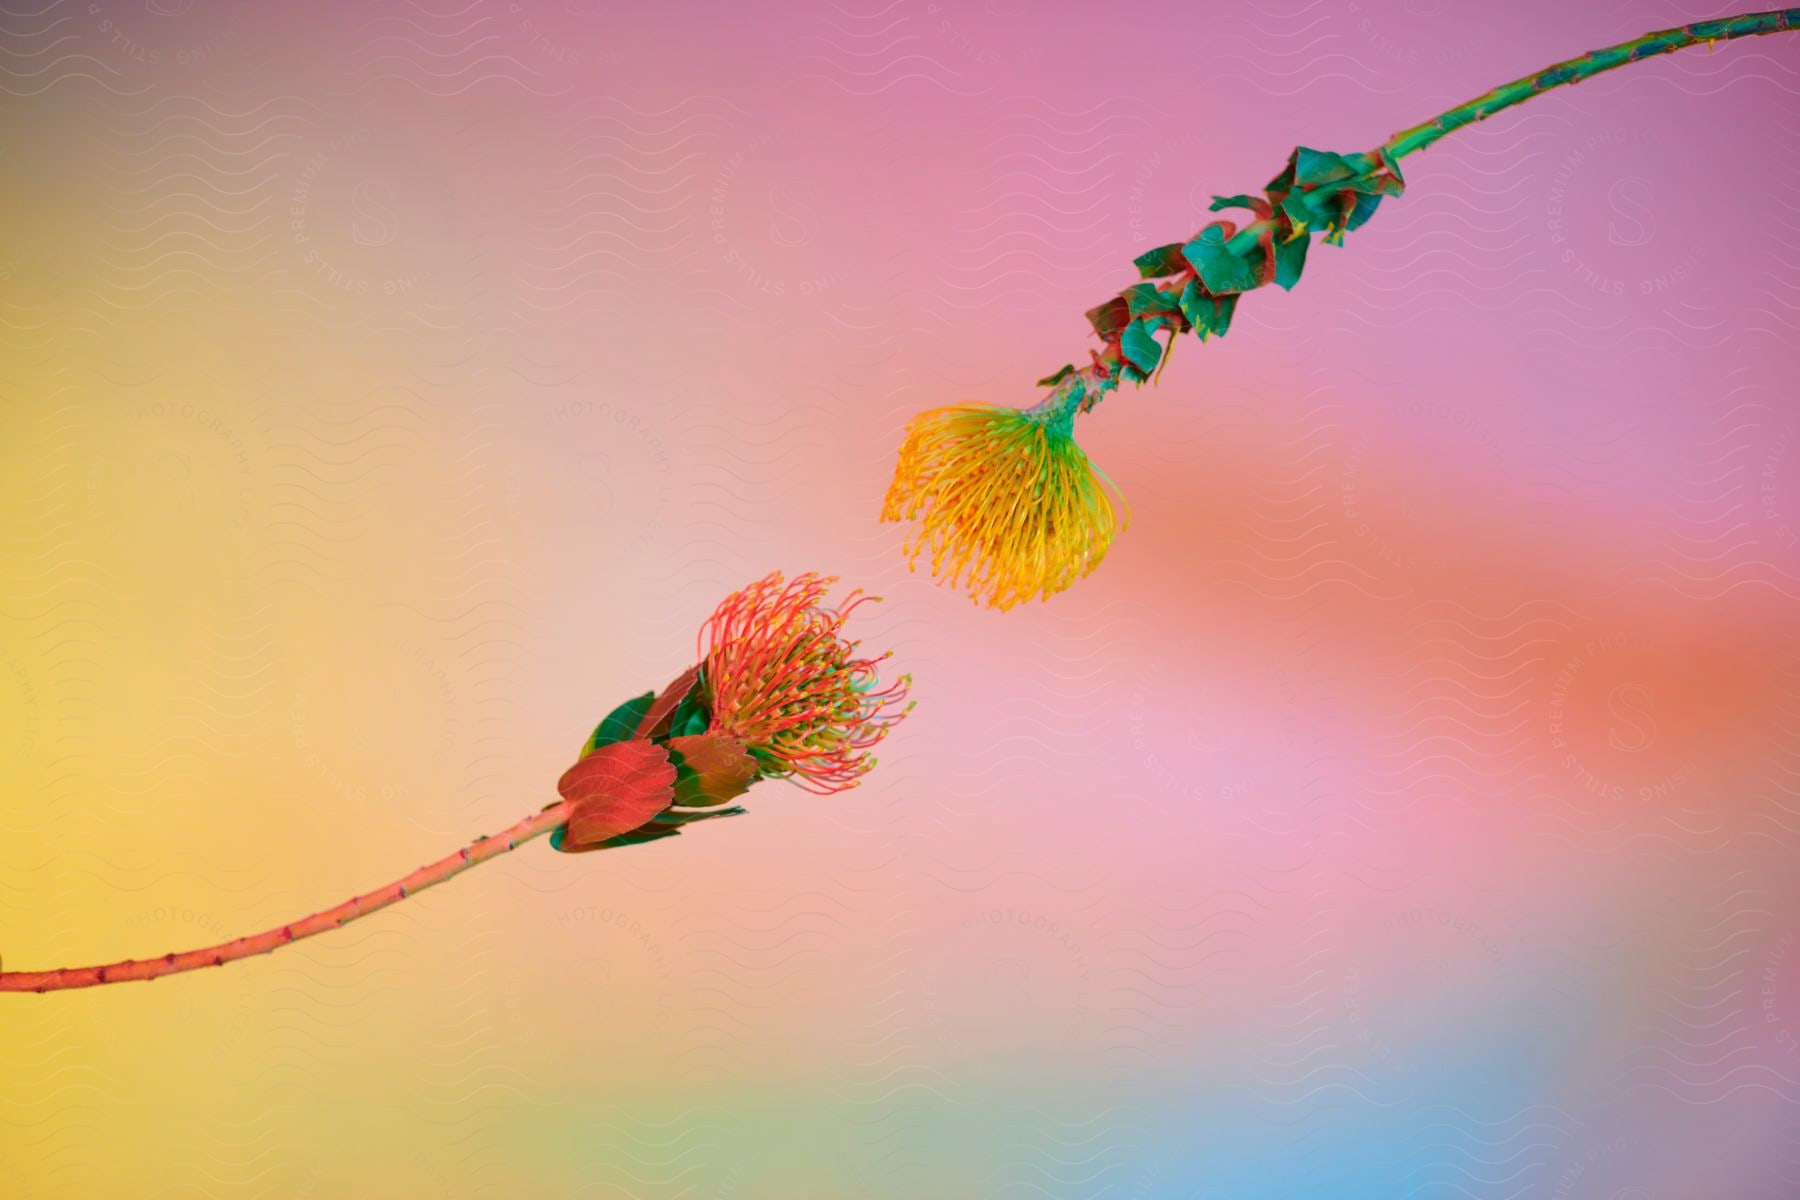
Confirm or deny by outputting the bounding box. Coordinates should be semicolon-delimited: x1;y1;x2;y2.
1384;9;1798;160
1051;8;1797;418
0;802;570;993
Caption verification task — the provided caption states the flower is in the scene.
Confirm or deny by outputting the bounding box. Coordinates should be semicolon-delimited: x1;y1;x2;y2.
699;571;912;793
881;401;1126;611
555;570;911;853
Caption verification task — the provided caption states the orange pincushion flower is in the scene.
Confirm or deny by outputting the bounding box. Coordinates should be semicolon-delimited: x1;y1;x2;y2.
0;569;913;994
700;571;911;793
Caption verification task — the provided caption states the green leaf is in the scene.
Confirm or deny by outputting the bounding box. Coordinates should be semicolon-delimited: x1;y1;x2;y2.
1179;279;1238;339
552;799;748;854
1182;226;1260;296
1178;278;1207;334
554;822;679;852
1344;170;1404;199
665;733;758;807
1381;151;1405;191
583;805;746;850
1209;194;1273;221
597;827;681;847
1292;147;1354;186
1123;282;1182;319
1273;230;1310;290
1279;192;1320;229
1211;293;1238;338
667;686;708;738
1036;364;1075;387
1120;318;1163;374
1344;190;1384;232
653;805;747;827
1085;297;1131;340
1132;243;1186;279
582;690;654;759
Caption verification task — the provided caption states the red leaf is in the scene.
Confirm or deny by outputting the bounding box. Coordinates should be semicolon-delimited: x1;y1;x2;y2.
666;733;758;807
1255;227;1276;288
555;740;676;849
633;664;701;740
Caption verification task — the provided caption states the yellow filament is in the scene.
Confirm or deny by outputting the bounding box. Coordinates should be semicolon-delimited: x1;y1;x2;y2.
880;403;1127;611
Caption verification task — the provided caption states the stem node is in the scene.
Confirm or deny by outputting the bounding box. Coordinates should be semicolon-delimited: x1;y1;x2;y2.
2;802;571;993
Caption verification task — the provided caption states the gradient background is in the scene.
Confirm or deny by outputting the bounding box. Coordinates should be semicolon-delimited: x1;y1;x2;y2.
2;1;1799;1196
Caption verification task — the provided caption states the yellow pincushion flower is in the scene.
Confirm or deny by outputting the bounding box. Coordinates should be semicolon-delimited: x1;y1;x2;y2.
881;401;1127;611
880;12;1800;610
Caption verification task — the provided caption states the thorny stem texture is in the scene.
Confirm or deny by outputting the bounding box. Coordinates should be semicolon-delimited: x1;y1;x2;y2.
1050;9;1799;421
0;802;571;993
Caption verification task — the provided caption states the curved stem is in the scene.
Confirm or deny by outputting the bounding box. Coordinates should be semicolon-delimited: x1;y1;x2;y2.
1052;8;1797;413
1384;9;1798;160
0;801;571;993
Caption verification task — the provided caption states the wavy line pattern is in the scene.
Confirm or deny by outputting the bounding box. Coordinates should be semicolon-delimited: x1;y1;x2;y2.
4;1;1799;1197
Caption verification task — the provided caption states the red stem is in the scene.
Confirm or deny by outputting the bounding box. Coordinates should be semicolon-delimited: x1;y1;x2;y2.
0;801;571;993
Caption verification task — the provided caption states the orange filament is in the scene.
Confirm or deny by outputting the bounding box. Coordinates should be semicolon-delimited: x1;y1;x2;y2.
699;571;912;794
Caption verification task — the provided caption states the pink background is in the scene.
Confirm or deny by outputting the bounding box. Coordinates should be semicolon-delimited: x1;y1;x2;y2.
2;0;1798;1195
